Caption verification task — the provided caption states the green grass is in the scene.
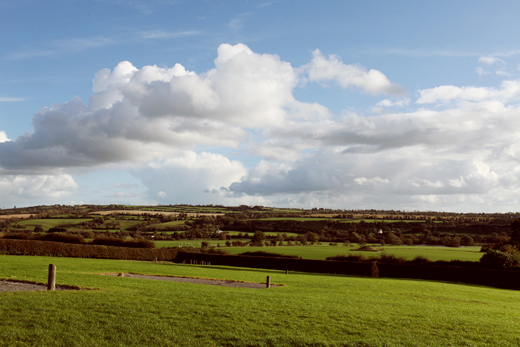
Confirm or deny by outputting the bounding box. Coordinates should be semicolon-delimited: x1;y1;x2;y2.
155;239;233;248
16;219;93;231
223;244;484;262
225;231;300;237
1;255;519;346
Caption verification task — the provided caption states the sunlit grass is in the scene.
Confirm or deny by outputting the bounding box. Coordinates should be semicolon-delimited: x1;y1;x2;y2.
0;255;518;346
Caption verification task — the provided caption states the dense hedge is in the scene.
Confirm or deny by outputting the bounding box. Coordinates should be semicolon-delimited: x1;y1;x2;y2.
175;252;520;290
0;239;178;261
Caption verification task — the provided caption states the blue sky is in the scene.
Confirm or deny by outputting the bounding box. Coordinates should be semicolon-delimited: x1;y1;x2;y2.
1;0;520;212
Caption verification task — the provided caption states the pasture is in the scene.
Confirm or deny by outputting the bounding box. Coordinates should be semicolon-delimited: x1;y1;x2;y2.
156;242;484;262
223;244;483;261
0;255;518;346
16;219;92;231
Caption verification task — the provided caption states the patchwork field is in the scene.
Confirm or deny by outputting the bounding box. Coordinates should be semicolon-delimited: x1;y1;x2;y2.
0;255;518;346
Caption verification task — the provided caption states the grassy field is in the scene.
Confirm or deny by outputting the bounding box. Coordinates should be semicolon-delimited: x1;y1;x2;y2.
248;217;433;223
16;219;92;231
225;231;300;237
1;255;519;346
154;241;484;262
155;239;232;248
223;244;484;262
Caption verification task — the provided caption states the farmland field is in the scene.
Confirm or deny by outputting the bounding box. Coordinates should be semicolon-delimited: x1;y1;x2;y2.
0;255;519;346
224;244;484;261
153;242;484;262
16;219;92;231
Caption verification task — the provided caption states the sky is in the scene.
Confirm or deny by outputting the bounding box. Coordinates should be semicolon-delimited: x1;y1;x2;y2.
1;0;520;212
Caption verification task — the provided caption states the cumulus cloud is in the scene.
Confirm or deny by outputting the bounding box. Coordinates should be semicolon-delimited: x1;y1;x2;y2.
4;43;520;211
478;56;506;66
0;131;10;143
0;174;78;202
416;79;520;104
304;49;406;96
132;151;250;205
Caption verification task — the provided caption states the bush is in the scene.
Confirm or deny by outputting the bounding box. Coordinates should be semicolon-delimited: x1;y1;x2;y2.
326;254;366;262
410;255;431;264
38;233;85;244
480;248;520;269
376;251;407;263
91;237;155;248
48;227;68;233
238;251;300;259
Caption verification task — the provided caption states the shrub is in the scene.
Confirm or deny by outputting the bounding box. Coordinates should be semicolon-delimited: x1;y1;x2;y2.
326;254;366;261
38;233;84;244
2;233;31;240
410;255;431;264
238;251;300;259
377;251;406;263
48;227;68;233
480;248;520;269
91;237;155;248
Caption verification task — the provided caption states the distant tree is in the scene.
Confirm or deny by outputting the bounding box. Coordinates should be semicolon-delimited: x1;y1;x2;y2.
386;233;403;245
201;241;210;248
349;232;361;243
306;232;319;244
511;219;520;242
251;230;266;246
33;226;44;233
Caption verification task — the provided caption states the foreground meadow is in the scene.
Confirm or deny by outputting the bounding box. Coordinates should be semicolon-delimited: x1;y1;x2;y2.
1;255;519;346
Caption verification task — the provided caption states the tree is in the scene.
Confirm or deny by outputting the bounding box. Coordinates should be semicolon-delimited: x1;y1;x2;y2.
251;230;266;246
306;232;319;244
511;219;520;242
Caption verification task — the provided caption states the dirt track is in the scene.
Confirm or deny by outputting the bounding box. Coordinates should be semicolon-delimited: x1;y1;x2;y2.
103;273;281;289
0;280;78;292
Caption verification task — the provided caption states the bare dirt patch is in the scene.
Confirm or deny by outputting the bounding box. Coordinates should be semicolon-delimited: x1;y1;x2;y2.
0;280;80;292
92;210;224;217
103;273;282;289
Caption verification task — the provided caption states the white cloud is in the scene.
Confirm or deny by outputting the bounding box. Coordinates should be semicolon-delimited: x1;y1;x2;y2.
0;131;10;143
354;177;389;186
304;49;406;96
133;151;249;205
416;79;520;104
375;98;410;108
0;97;25;102
0;174;78;201
4;43;520;211
478;56;506;66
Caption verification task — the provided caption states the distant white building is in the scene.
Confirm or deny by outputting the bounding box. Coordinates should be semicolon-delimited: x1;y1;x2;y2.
377;229;383;234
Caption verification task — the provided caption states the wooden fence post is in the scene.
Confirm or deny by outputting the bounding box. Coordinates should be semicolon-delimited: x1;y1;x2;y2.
48;264;56;291
266;275;271;288
371;261;379;278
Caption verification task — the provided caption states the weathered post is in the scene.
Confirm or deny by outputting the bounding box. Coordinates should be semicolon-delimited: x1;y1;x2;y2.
47;264;56;291
190;259;193;264
370;261;379;278
266;275;271;288
286;270;288;275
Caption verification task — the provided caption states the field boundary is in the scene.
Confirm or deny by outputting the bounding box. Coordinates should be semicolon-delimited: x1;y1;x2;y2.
175;252;520;290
